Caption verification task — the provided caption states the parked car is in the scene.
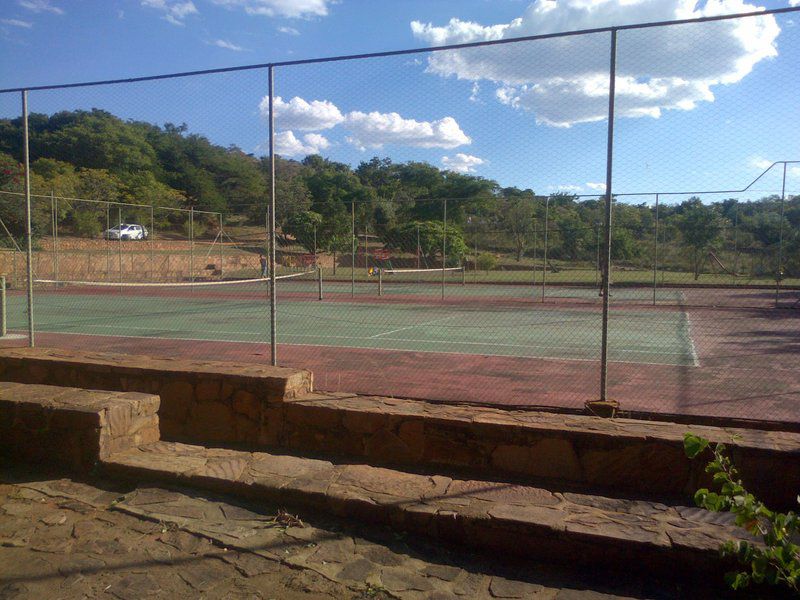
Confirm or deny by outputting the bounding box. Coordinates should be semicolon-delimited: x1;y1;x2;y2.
104;223;149;241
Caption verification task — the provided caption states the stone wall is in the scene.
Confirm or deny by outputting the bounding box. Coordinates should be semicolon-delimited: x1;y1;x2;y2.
273;393;800;510
0;381;160;471
0;348;312;446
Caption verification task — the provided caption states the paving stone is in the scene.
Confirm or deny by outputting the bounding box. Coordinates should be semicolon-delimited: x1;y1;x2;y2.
336;557;378;582
222;551;280;578
309;537;356;564
107;573;162;600
178;558;229;591
380;567;435;592
360;543;405;567
0;583;28;600
424;564;463;582
39;512;67;526
489;576;543;598
57;555;106;576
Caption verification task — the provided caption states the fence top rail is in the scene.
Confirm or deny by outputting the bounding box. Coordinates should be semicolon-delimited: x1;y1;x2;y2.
0;190;222;218
0;7;798;94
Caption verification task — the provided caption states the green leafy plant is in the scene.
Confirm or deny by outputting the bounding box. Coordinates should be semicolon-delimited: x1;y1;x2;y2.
684;433;800;593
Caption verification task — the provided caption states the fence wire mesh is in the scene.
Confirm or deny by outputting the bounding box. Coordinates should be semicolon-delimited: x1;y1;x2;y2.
1;8;798;426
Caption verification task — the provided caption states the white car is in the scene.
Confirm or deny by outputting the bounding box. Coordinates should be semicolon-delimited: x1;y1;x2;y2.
104;223;149;241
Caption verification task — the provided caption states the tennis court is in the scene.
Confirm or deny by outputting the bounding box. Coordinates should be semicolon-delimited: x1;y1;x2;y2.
3;276;696;367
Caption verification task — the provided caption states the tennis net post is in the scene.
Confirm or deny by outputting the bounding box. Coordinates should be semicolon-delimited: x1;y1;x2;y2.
317;266;323;301
378;268;383;297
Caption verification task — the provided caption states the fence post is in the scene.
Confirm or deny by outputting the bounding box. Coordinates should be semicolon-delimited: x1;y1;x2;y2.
219;212;224;280
351;200;355;298
118;206;123;288
22;91;34;347
189;206;195;287
268;65;278;366
317;266;323;301
652;194;659;305
51;191;59;283
150;206;155;280
598;29;618;405
442;198;447;300
1;276;6;338
541;196;550;302
775;162;787;307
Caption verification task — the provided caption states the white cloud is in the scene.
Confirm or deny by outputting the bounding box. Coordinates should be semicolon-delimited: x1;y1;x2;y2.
18;0;62;14
211;39;246;51
275;131;330;157
548;184;583;192
790;0;799;6
259;95;471;151
750;156;775;171
141;0;198;26
789;166;800;178
411;0;781;127
1;18;33;28
212;0;331;19
278;26;299;35
261;96;345;130
442;153;485;173
586;182;607;192
345;111;470;150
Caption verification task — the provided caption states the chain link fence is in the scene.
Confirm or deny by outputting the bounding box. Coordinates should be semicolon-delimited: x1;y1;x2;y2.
1;7;798;426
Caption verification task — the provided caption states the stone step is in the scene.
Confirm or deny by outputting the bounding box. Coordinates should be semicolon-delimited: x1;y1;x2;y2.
272;392;800;510
0;381;160;471
0;347;312;445
102;440;748;580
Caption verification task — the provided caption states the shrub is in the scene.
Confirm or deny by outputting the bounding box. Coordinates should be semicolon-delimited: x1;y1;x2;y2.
684;433;799;593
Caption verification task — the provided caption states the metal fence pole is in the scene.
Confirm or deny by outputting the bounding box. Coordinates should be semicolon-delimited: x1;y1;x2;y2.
50;191;58;282
118;206;123;288
149;206;155;279
351;200;355;298
599;29;618;404
219;213;224;280
541;196;550;302
775;162;787;307
652;194;659;305
268;65;278;366
106;207;110;279
531;225;537;291
1;276;6;338
317;266;323;300
189;206;195;287
21;91;34;347
442;198;447;300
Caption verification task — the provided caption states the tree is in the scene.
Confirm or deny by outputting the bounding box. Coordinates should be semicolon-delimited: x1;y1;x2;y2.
500;189;536;261
285;211;322;254
677;198;725;280
381;221;467;266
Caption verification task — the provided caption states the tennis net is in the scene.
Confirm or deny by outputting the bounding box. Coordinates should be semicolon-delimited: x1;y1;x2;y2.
33;268;321;299
378;266;465;297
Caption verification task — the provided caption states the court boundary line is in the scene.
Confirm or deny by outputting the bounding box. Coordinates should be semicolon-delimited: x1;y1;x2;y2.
9;328;700;368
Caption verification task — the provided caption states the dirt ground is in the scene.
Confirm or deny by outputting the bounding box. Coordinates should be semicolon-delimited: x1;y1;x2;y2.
0;464;732;600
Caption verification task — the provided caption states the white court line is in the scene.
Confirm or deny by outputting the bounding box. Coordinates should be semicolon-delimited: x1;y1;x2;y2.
11;328;696;368
368;314;460;338
27;320;693;356
13;322;697;366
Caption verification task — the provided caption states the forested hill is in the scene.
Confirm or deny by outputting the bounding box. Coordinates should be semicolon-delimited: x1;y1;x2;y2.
0;109;797;277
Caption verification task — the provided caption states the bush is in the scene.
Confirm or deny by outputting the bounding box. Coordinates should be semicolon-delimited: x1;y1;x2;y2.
476;252;498;272
72;210;103;238
684;433;799;593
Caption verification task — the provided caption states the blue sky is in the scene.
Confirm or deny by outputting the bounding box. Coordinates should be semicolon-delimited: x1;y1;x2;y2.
1;0;799;204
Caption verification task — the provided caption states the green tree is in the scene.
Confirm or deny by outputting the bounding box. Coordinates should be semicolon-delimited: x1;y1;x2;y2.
677;198;725;280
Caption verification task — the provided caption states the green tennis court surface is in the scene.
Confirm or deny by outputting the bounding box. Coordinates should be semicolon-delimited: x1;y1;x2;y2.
6;288;697;366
